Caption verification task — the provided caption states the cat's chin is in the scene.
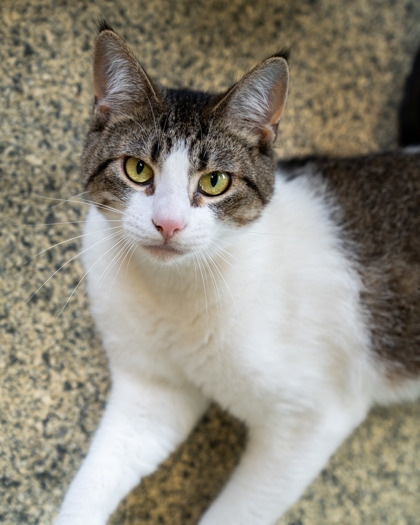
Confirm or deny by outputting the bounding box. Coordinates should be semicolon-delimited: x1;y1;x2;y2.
141;244;188;264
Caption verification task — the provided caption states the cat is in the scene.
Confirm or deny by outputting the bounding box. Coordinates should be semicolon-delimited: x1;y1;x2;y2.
54;20;420;525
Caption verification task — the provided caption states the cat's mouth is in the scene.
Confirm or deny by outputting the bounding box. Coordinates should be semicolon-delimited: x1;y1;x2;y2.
142;243;186;261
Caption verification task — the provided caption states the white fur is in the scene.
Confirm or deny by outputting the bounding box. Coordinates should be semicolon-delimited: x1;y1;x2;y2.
151;141;192;231
55;162;418;525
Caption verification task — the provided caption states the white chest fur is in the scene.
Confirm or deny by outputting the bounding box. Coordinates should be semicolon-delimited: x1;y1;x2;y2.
56;172;394;525
82;173;374;424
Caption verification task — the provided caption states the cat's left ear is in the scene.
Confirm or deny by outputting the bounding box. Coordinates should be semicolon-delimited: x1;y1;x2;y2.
216;52;289;143
92;23;163;120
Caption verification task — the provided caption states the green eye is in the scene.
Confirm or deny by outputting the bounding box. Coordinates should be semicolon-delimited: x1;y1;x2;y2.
198;171;230;196
124;157;154;184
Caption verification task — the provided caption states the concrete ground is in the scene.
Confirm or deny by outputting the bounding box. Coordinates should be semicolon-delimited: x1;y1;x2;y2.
1;0;419;523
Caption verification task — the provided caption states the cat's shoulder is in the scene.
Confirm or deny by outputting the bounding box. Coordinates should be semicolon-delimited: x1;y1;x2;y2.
277;150;420;381
277;149;420;184
276;150;420;229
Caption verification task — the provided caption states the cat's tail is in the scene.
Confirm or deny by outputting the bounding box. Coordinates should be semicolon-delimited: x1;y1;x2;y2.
399;45;420;146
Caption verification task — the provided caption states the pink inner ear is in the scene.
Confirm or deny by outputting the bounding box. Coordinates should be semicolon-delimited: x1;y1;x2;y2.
218;56;289;143
269;88;288;127
261;83;288;140
93;35;112;101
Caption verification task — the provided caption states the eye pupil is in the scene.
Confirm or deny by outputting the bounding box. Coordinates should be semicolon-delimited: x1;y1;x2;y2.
198;171;230;196
136;160;144;174
124;157;154;185
210;172;219;187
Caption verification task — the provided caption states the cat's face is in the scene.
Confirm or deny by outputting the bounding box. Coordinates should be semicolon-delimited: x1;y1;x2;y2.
82;25;289;264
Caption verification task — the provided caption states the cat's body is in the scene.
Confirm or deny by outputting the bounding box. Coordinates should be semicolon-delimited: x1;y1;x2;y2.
55;23;420;525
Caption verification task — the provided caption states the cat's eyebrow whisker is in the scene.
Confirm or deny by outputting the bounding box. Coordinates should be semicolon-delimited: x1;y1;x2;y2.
157;112;170;156
204;115;216;150
26;225;123;264
124;115;148;136
198;119;203;146
142;91;159;142
27;229;123;305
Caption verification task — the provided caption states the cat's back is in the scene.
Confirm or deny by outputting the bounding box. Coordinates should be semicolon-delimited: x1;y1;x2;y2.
278;150;420;384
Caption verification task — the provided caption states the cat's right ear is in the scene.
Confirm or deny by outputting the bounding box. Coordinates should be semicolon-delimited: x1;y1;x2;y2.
92;25;162;120
215;52;289;143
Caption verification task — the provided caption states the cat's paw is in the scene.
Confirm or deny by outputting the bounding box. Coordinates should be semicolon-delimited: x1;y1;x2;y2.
54;511;105;525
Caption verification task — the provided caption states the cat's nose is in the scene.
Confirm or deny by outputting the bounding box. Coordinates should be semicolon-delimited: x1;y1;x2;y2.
152;217;186;242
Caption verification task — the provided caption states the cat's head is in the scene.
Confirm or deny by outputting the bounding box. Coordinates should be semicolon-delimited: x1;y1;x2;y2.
82;22;289;264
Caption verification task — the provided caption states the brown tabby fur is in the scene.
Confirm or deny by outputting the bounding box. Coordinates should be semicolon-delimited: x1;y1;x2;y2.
280;153;420;378
83;23;420;380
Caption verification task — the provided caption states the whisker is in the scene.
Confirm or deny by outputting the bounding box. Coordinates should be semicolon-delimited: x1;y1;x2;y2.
199;251;222;312
206;249;239;318
192;249;208;316
27;229;123;305
55;232;126;319
103;236;136;297
74;197;125;216
204;115;216;150
157;112;170;155
125;239;139;276
206;239;240;268
122;116;148;136
30;219;122;227
26;225;122;264
33;193;125;216
207;240;264;309
32;191;88;211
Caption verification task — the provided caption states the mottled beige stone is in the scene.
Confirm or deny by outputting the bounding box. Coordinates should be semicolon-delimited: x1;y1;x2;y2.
1;1;419;524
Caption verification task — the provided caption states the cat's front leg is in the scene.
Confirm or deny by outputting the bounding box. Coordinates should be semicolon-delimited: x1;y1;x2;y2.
198;404;367;525
54;369;208;525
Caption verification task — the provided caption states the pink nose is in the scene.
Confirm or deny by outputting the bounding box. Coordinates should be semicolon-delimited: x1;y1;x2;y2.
152;217;186;241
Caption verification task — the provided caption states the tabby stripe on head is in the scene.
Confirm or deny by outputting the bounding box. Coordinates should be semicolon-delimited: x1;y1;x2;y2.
150;138;161;164
241;175;267;204
198;148;209;172
87;158;117;186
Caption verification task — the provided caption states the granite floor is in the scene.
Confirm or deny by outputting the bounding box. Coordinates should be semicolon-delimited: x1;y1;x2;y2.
1;0;420;524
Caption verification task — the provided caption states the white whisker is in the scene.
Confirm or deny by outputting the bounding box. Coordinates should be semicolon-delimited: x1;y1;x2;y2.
207;240;264;309
27;229;123;305
30;219;122;227
104;236;137;297
32;191;88;211
96;236;130;290
125;239;139;276
55;232;126;319
192;249;208;316
199;250;222;312
26;225;122;264
206;249;239;318
33;193;125;216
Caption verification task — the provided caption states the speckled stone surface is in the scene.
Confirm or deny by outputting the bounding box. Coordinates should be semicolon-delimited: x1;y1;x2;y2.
1;1;420;524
